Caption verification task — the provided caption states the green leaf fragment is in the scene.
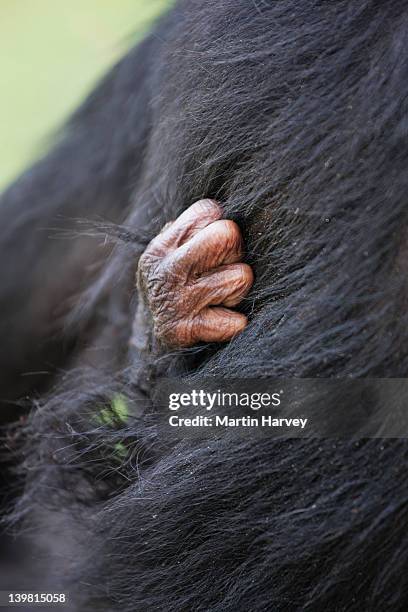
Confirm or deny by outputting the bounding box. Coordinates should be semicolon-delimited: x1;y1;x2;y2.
95;394;129;426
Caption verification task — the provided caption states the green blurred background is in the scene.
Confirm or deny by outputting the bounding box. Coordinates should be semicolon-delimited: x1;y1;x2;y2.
0;0;169;190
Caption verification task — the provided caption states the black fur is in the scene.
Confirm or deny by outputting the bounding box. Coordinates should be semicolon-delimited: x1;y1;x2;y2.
2;1;408;610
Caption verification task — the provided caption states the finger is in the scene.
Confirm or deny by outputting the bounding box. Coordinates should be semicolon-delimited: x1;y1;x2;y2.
172;219;243;275
190;307;248;344
195;263;254;308
148;199;222;255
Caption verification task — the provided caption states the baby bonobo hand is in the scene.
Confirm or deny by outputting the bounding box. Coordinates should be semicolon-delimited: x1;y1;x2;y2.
136;199;254;348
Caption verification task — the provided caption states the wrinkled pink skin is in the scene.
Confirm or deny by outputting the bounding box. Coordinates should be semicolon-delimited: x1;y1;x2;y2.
136;199;254;348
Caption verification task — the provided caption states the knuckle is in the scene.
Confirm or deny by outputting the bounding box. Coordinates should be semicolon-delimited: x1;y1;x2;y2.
226;264;253;295
219;321;238;341
229;313;247;334
237;263;254;288
218;219;243;249
193;198;222;217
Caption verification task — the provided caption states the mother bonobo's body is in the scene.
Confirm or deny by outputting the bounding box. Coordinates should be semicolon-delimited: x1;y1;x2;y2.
1;1;408;611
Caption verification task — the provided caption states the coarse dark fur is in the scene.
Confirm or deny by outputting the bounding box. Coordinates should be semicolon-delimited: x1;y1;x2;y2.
2;1;408;610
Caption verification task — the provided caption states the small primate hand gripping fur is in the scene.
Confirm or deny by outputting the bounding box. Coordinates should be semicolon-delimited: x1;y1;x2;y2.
3;1;408;610
134;199;254;348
